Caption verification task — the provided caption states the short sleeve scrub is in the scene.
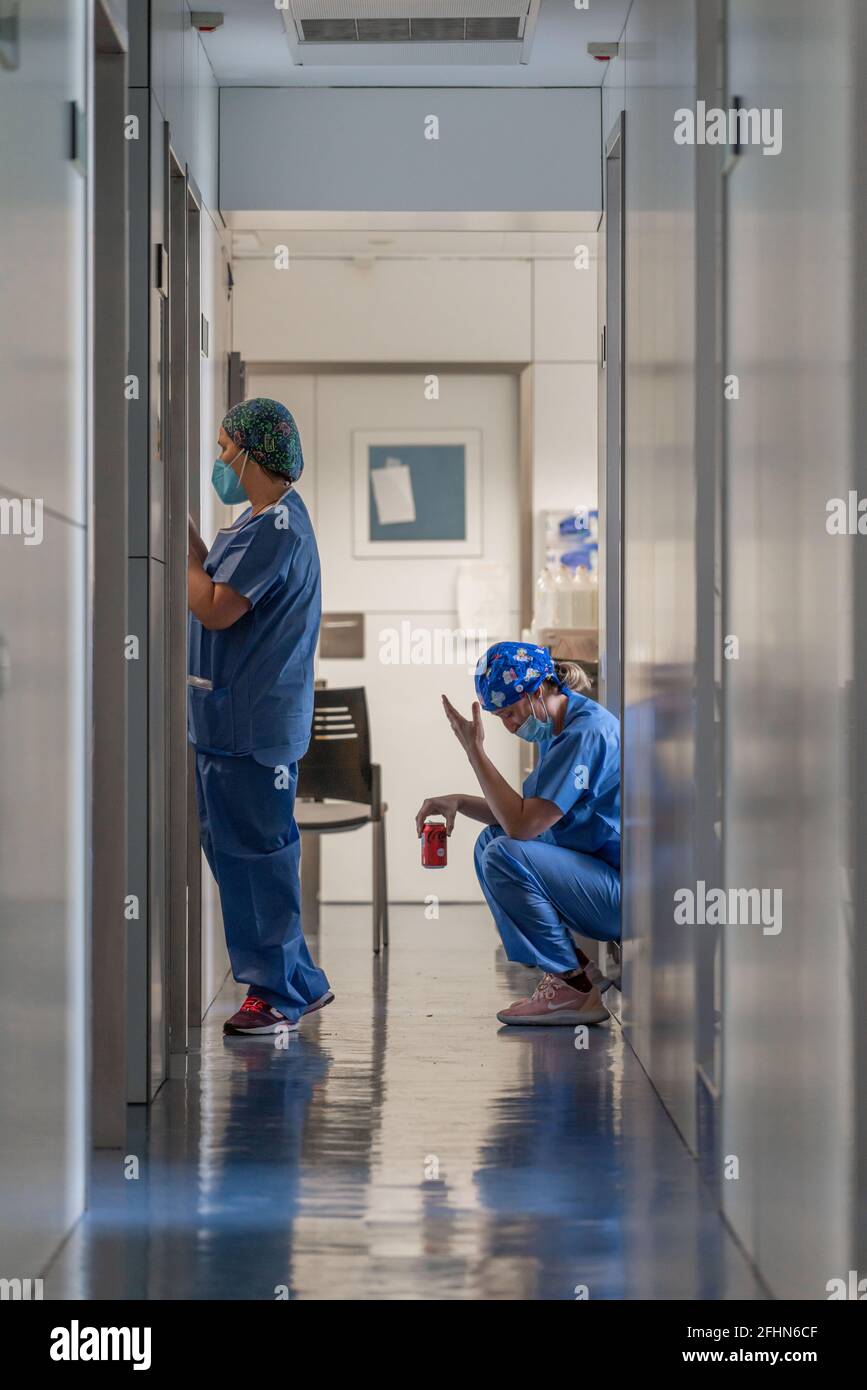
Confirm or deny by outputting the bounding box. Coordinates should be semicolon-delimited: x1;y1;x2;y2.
473;690;621;975
188;489;329;1020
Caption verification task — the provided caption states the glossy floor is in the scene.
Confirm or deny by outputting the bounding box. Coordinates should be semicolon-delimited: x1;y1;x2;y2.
46;906;765;1300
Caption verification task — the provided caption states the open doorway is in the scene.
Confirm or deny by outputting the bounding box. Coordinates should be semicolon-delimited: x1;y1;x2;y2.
227;217;599;919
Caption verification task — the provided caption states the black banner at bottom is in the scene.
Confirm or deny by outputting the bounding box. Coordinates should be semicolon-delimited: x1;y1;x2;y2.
3;1298;864;1373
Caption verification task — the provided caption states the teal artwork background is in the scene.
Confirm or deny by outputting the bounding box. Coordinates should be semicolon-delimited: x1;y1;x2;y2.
368;444;466;542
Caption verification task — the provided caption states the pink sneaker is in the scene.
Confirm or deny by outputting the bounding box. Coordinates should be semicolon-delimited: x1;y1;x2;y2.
497;973;610;1027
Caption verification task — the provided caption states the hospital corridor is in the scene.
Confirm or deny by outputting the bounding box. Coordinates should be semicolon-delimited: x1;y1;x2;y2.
2;0;867;1353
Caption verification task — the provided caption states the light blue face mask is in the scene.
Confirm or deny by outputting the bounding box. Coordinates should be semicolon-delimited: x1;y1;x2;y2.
516;691;553;743
212;449;249;505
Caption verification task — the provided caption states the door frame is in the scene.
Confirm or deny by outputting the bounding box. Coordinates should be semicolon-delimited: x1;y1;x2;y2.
89;0;129;1147
599;112;625;724
597;113;626;1001
185;172;203;1029
693;0;727;1186
166;142;189;1061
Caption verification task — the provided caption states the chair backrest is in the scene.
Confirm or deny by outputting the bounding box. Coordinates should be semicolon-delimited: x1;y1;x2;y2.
297;687;373;804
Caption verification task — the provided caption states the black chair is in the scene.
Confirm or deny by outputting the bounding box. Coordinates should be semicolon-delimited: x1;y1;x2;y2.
296;687;389;953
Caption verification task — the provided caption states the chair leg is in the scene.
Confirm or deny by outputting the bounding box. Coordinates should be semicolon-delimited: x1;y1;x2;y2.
301;829;320;930
372;821;382;954
380;812;389;948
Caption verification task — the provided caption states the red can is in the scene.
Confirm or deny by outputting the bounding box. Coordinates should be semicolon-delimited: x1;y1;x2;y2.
421;821;448;868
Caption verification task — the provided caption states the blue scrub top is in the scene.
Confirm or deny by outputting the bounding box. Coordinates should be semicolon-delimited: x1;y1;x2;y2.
522;690;621;870
188;488;321;767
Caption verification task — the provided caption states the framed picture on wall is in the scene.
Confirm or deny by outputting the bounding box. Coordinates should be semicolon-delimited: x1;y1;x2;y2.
352;429;482;558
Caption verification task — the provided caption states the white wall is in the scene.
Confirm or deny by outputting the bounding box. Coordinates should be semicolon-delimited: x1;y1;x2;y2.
220;87;601;214
0;0;88;1276
235;250;599;580
248;368;520;903
530;258;599;580
235;258;531;364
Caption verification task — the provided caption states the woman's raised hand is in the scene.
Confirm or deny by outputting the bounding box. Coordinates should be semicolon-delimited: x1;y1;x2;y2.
441;694;485;759
415;795;461;838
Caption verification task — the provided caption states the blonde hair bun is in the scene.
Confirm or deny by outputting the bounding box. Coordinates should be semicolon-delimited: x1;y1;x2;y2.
552;660;592;694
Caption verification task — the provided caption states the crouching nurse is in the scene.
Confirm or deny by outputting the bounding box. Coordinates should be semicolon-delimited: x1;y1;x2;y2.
416;642;620;1027
187;397;332;1037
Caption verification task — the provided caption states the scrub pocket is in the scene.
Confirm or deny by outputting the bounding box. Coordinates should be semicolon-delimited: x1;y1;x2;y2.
188;680;251;756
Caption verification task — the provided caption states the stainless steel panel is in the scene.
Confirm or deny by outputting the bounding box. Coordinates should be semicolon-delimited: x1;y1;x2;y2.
617;0;699;1149
722;0;854;1298
854;0;867;1291
149;557;168;1095
166;150;189;1057
186;191;203;1028
0;0;88;1275
91;11;129;1147
0;514;87;1269
0;0;87;525
149;96;167;563
127;85;150;559
127;0;148;90
598;115;623;720
692;0;726;1181
126;558;150;1103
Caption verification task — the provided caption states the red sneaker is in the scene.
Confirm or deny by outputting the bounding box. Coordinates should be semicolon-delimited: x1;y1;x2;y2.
223;996;299;1036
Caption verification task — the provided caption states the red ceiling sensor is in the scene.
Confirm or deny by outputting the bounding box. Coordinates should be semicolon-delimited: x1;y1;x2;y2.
587;42;619;62
191;10;224;32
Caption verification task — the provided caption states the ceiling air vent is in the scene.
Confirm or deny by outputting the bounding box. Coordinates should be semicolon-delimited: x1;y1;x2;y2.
281;2;540;67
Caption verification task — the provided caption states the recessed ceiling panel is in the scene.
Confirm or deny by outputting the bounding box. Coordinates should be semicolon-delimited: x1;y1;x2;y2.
282;1;538;66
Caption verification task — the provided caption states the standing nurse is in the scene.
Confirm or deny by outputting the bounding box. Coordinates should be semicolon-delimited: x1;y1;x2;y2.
416;642;621;1026
188;398;332;1036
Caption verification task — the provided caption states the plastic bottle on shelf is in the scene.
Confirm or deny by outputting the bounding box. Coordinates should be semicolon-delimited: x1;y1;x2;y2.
532;551;560;632
552;560;573;628
561;545;597;629
572;566;594;628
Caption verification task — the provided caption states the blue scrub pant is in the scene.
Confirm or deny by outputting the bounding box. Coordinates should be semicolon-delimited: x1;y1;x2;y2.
195;751;330;1022
474;824;621;974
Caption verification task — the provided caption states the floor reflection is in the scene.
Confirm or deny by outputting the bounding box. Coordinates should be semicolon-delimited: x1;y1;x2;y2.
46;906;765;1300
